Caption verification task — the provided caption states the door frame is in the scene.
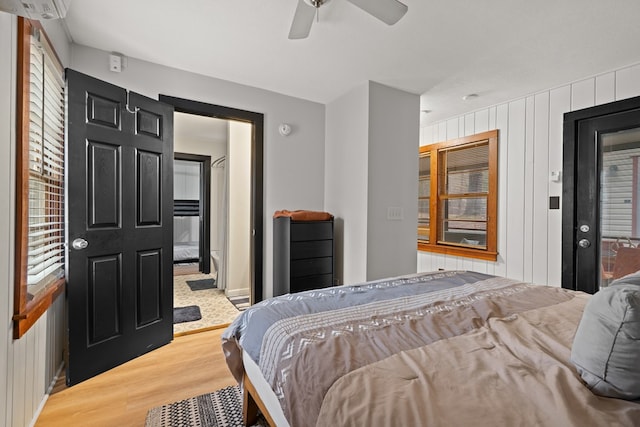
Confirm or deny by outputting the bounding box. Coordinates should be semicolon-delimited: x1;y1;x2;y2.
174;152;211;274
159;95;264;303
562;94;640;292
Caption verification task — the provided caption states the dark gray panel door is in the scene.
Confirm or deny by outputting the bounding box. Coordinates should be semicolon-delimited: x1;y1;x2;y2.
66;69;174;386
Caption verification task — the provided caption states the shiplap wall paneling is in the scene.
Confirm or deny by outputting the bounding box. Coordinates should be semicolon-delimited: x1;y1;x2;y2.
596;73;615;105
522;96;535;283
547;85;570;286
1;12;15;427
418;63;640;286
532;91;550;285
505;99;526;280
616;64;640;100
475;109;489;134
464;113;474;136
571;78;596;111
494;103;509;278
0;13;11;425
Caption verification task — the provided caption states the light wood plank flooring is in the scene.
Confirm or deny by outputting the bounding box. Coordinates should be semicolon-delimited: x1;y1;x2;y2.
36;327;237;427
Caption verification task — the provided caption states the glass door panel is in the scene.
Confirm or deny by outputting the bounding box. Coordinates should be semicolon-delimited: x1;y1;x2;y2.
599;127;640;288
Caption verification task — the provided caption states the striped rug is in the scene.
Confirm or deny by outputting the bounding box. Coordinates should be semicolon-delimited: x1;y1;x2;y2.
145;385;243;427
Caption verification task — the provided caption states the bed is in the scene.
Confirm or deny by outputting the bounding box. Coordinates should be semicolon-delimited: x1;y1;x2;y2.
173;241;199;263
221;270;640;427
173;199;200;263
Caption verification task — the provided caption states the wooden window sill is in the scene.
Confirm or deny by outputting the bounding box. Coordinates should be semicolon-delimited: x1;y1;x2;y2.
418;242;498;262
13;278;65;339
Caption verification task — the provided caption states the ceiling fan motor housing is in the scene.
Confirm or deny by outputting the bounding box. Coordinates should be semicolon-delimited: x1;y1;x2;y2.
304;0;329;8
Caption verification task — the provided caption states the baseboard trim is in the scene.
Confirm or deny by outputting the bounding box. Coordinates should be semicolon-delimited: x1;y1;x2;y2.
29;362;64;427
225;287;250;298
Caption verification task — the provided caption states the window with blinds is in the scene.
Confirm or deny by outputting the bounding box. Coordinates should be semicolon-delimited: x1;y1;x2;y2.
27;26;65;291
418;130;498;261
438;142;489;249
14;18;66;338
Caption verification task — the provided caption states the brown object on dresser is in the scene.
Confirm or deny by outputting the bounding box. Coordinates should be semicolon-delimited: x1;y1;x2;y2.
273;209;333;221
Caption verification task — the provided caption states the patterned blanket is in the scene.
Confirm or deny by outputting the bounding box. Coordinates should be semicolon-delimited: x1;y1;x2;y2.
221;271;637;427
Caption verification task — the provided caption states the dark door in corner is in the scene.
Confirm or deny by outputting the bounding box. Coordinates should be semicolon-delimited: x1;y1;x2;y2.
562;95;640;294
66;69;174;385
159;95;264;304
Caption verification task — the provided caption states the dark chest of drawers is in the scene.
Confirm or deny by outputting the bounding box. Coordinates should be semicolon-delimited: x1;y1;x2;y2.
273;217;335;296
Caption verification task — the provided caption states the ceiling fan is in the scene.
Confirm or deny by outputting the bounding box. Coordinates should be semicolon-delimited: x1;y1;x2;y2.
289;0;408;39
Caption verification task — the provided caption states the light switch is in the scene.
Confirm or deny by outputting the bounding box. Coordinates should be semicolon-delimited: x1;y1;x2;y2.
387;207;404;220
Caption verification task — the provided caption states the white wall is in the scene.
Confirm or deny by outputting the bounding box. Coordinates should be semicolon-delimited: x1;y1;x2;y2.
325;83;370;285
367;82;419;280
418;63;640;286
325;82;419;285
226;122;252;296
70;44;326;298
1;13;66;427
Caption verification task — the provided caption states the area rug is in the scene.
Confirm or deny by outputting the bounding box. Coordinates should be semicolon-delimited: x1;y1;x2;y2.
226;296;250;311
174;305;202;324
186;278;217;291
145;385;245;427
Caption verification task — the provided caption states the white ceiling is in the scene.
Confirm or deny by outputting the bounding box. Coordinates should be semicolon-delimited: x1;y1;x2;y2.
63;0;640;123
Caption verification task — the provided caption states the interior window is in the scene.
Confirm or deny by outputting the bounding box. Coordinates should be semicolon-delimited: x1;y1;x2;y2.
14;17;65;339
418;130;498;261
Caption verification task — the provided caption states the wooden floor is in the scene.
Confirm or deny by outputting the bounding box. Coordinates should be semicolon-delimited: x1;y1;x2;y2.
36;327;237;427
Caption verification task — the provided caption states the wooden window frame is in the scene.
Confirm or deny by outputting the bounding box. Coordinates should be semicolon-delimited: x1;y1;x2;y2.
418;130;499;261
417;151;430;242
13;18;65;339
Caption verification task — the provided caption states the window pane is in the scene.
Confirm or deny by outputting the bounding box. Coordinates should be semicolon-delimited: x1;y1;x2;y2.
439;197;487;248
418;152;430;242
26;26;65;294
419;152;430;174
418;199;430;242
418;177;430;197
442;143;489;195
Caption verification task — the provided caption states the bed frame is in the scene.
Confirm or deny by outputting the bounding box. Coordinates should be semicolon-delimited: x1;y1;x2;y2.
242;373;277;427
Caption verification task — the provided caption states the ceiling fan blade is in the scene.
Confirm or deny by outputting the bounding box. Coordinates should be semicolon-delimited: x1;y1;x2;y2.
289;0;317;39
346;0;408;25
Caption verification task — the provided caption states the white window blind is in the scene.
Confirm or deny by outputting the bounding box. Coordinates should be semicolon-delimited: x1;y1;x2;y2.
26;27;65;289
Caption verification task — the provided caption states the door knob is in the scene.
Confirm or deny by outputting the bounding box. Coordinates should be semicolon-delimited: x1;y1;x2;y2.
578;238;591;248
72;238;89;250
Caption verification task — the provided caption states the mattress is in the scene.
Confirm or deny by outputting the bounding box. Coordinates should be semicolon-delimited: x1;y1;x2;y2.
173;242;199;262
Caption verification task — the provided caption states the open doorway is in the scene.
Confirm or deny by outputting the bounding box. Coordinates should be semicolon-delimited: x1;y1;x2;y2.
173;153;211;276
163;97;264;335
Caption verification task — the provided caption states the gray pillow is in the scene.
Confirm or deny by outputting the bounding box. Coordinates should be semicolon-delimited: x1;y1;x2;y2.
570;273;640;400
